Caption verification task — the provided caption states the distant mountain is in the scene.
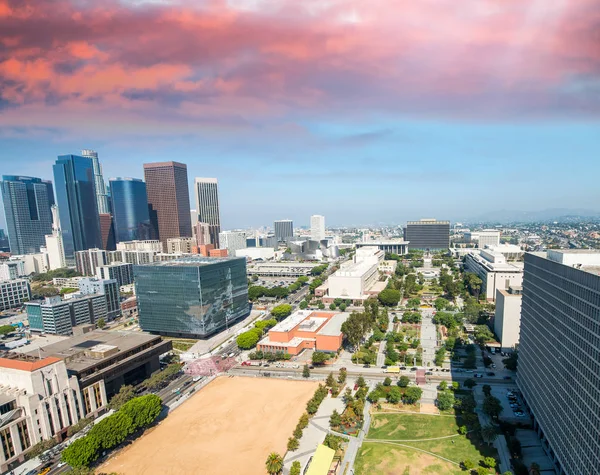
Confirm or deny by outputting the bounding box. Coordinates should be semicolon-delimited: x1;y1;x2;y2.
467;208;600;224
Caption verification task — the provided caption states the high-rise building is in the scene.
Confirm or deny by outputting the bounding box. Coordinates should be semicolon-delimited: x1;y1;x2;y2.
144;162;192;246
96;262;134;287
310;215;326;241
403;219;450;251
1;175;53;254
45;205;66;270
518;250;600;475
194;178;221;247
53;155;102;259
166;237;195;254
0;229;9;251
195;222;212;246
75;248;107;276
134;256;249;338
99;213;116;251
81;149;109;214
109;178;152;243
494;286;522;350
274;220;294;242
78;277;121;320
218;231;247;254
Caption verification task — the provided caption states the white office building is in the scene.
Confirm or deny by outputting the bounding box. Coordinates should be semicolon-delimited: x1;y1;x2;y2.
274;220;294;242
235;247;275;261
466;229;501;248
96;262;134;287
116;240;163;253
219;231;247;255
494;286;522;350
166;237;195;254
45;204;66;270
464;249;523;301
75;248;107;276
310;215;326;241
326;247;384;303
0;261;26;281
78;277;121;320
0;279;30;311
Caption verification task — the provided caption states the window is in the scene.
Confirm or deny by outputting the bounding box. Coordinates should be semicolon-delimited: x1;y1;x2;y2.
17;421;31;450
83;389;92;415
93;384;103;408
0;428;15;459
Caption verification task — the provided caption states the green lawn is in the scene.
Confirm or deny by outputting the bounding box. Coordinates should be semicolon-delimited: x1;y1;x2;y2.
402;435;497;465
355;442;464;475
368;413;460;440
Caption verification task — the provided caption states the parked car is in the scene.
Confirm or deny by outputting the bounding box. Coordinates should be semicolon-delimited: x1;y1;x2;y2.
425;371;433;375
410;367;418;371
381;365;388;369
503;376;512;380
474;373;483;378
486;372;495;376
400;366;407;370
363;364;371;368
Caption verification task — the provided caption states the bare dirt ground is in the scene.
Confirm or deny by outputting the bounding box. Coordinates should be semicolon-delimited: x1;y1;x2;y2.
100;376;318;475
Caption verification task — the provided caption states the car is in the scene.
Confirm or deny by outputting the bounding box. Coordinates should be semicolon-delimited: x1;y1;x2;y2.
309;365;315;369
465;370;474;373
515;413;526;418
455;368;464;373
353;384;359;390
486;372;495;376
410;367;418;371
491;363;496;368
503;376;512;380
263;364;270;367
474;374;483;378
381;365;388;369
425;371;433;375
363;364;371;368
400;366;407;370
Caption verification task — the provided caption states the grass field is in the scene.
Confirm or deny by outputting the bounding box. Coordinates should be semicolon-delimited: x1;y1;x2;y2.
355;413;497;474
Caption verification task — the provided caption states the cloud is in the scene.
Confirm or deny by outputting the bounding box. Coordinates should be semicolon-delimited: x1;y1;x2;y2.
0;0;598;139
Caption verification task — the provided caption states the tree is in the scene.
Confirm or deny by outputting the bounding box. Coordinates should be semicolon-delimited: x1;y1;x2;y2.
330;409;342;427
61;436;101;468
89;411;132;450
483;457;497;469
451;381;460;391
439;381;448;390
464;378;476;389
474;325;495;345
503;351;518;371
339;303;347;311
312;351;329;365
378;289;401;306
265;452;284;475
271;304;293;320
236;330;260;350
326;372;336;387
119;394;162;431
96;318;106;329
299;300;308;309
463;272;483;299
461;459;475;470
329;303;337;310
458;425;468;435
318;302;325;310
483;396;503;419
287;437;299;451
290;461;301;475
437;391;455;411
476;467;491;475
367;390;381;403
407;298;421;309
338;367;347;384
403;386;423;404
397;376;410;388
0;325;15;336
298;413;309;429
302;364;310;378
383;377;392;386
109;385;135;410
387;386;402;404
357;376;367;388
433;297;449;311
482;384;492;397
323;434;344;451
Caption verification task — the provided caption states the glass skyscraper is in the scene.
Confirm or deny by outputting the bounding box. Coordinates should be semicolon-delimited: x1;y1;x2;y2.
109;178;152;243
53;154;102;259
1;176;53;254
134;256;250;338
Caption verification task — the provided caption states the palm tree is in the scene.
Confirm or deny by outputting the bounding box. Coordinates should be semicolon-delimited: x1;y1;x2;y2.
265;452;284;475
481;424;498;443
529;462;541;475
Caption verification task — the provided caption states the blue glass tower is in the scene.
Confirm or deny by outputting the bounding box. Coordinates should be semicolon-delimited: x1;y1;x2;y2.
53;155;102;259
1;175;53;254
109;178;152;242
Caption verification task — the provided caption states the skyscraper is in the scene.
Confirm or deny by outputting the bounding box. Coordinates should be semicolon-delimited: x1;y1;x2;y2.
194;178;221;247
99;213;116;251
109;178;152;243
81;149;110;214
1;175;53;254
144;162;192;246
45;205;66;270
518;250;600;474
310;215;326;241
403;219;450;251
274;219;294;242
53;154;102;259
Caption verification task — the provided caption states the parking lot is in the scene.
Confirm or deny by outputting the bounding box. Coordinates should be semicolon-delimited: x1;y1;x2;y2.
251;277;297;288
491;386;531;423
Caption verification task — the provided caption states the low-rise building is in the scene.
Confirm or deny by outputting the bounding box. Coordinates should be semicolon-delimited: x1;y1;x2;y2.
166;237;195;254
235;247;275;261
121;297;137;317
75;248;107;276
257;310;348;355
116;240;163;252
0;261;25;281
78;278;121;320
494;286;522;350
465;229;501;248
464;249;523;301
52;277;83;290
0;279;30;311
246;262;319;277
355;240;409;255
218;231;247;255
96;262;134;287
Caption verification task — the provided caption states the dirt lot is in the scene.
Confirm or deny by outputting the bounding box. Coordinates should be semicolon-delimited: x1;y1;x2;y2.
101;376;318;475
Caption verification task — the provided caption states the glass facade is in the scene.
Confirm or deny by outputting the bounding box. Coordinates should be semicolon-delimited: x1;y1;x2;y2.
134;257;250;338
109;178;152;243
1;176;53;254
53;155;102;259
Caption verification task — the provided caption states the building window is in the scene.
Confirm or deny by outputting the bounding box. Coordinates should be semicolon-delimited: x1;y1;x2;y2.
83;389;92;415
93;384;103;408
0;428;15;459
17;421;31;450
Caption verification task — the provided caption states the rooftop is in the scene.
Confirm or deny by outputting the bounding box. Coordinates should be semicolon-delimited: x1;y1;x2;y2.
317;312;348;337
0;354;61;372
137;255;243;267
271;310;313;333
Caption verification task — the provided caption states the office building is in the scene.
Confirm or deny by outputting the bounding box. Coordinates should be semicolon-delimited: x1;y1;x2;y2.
1;176;53;254
53;155;102;259
134;256;249;338
98;213;116;251
52;277;83;289
194;222;212;246
0;355;87;472
0;229;9;252
96;262;134;287
109;178;152;243
166;237;195;254
464;249;524;301
518;250;600;475
75;248;107;276
209;248;228;258
143;162;192;246
26;294;108;335
403;219;450;250
78;277;121;320
494;286;522;350
0;261;25;281
235;247;276;260
218;231;247;255
257;310;348;355
81;149;110;214
274;220;294;242
116;240;163;252
259;235;278;249
45;205;66;270
11;253;48;275
0;279;30;311
466;229;501;248
194;178;221;247
310;215;326;241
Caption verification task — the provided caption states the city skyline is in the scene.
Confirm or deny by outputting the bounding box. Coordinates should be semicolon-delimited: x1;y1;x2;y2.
0;1;599;228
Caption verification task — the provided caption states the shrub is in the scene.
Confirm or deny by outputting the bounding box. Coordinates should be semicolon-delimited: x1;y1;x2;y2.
287;437;299;451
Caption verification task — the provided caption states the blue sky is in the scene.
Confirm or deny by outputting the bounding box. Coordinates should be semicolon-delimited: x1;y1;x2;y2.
1;0;599;229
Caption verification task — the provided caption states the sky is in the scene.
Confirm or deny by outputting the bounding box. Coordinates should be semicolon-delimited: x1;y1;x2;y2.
1;0;599;229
